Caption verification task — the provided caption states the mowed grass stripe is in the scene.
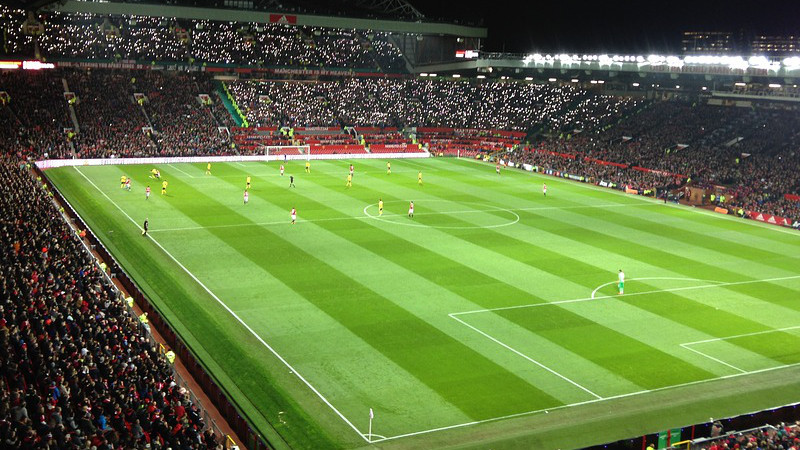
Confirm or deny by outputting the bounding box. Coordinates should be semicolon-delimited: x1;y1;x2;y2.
216;163;649;399
87;165;491;435
53;160;800;447
501;207;800;365
376;161;800;310
343;161;800;371
406;158;800;272
148;171;563;420
49;167;341;449
435;163;800;369
156;223;478;433
185;161;557;309
570;195;800;273
231;163;724;391
450;157;800;250
522;203;800;304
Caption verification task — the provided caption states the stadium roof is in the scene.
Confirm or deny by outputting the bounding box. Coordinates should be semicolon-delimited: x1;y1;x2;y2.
26;0;426;22
43;0;486;38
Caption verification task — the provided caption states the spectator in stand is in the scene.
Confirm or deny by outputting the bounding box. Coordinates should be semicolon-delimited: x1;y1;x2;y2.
0;158;219;449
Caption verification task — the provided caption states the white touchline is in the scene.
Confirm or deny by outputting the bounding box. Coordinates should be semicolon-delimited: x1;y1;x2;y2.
449;314;602;399
369;360;800;443
72;167;371;443
452;274;800;316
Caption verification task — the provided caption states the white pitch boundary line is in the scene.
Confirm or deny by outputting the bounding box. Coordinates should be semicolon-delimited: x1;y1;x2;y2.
369;360;800;443
682;325;800;346
679;325;800;374
148;202;658;233
167;163;197;179
451;274;800;316
72;166;371;443
448;313;602;399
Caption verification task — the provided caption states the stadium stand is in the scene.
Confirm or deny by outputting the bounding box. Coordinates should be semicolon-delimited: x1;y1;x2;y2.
0;159;220;449
0;7;405;71
3;3;800;448
2;65;799;225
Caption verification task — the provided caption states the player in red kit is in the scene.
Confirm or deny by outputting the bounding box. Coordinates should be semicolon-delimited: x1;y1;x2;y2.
290;207;297;224
145;186;151;200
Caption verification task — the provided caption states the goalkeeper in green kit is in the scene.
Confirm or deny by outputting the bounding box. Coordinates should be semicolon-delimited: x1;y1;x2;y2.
618;270;625;295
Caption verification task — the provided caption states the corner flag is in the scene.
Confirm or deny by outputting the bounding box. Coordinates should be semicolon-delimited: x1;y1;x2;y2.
368;408;375;442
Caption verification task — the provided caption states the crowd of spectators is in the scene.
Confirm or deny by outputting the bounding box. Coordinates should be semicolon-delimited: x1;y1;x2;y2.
0;158;221;449
532;101;800;224
133;72;229;156
228;78;627;131
66;70;157;158
0;71;72;160
697;421;800;450
2;64;799;224
1;7;405;71
505;147;679;195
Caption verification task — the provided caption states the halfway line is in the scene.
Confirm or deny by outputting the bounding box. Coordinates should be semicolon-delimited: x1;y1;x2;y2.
149;202;657;232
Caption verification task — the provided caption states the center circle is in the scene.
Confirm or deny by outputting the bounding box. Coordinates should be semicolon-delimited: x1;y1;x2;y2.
363;200;520;229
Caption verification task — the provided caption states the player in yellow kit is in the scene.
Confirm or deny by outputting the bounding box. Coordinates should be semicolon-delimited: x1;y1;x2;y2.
305;160;310;173
345;173;352;188
417;171;423;186
378;199;384;216
120;175;127;188
246;176;251;190
205;162;211;175
386;161;391;174
161;180;168;195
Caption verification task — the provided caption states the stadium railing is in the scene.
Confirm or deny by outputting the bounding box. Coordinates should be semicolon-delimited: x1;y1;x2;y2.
586;404;800;450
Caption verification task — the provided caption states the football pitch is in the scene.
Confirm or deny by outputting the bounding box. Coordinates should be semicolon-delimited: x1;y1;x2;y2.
45;157;800;449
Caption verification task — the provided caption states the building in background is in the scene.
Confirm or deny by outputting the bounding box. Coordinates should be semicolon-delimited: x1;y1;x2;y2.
681;31;734;55
750;35;800;55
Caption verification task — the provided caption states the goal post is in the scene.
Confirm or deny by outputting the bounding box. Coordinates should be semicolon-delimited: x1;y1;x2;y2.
262;145;310;160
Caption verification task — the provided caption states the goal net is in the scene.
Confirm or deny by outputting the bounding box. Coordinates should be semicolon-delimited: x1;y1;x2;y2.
263;145;311;159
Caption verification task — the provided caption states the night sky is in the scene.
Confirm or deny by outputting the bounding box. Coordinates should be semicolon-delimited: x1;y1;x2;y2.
413;0;800;54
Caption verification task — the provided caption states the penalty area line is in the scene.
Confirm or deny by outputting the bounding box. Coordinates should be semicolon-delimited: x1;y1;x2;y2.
72;166;372;443
449;313;602;400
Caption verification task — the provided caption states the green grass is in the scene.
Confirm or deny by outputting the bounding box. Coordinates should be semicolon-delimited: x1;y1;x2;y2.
44;157;800;449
